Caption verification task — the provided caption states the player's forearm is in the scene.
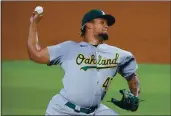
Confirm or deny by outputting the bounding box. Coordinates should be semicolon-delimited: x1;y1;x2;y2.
127;73;140;97
27;23;41;60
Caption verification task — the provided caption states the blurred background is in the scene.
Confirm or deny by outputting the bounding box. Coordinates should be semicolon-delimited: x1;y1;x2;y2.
1;1;170;115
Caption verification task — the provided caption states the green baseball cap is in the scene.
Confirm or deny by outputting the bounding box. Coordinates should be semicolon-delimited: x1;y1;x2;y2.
81;9;115;28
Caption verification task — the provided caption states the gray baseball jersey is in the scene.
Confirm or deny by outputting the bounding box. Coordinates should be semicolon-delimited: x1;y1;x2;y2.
47;41;138;108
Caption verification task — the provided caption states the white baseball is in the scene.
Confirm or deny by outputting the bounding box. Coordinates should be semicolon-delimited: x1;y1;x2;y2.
34;6;43;15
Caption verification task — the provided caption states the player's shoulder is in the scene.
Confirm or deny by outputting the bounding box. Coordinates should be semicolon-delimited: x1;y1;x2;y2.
54;41;89;49
100;44;133;56
60;40;76;44
57;40;78;47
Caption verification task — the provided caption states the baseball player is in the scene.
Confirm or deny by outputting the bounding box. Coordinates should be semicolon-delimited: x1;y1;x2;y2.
27;9;141;115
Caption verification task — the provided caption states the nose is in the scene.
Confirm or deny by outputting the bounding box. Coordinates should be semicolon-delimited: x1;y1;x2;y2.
104;23;108;28
104;25;108;29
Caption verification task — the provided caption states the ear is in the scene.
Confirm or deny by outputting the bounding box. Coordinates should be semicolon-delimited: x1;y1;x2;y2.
86;22;93;29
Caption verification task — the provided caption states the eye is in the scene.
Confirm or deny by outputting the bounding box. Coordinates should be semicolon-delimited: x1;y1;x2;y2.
100;21;104;24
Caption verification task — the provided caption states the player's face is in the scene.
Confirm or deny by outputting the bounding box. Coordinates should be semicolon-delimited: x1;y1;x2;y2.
91;18;109;40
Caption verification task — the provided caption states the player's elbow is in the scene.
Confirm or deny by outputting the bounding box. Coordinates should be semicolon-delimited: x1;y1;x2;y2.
29;52;43;63
27;44;41;63
27;49;41;63
28;51;38;62
29;51;50;64
27;48;34;61
27;43;50;64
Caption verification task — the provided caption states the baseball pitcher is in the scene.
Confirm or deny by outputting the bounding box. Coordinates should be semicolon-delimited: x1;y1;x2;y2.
27;8;141;115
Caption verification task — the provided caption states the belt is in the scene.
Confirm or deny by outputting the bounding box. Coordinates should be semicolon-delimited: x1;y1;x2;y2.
65;102;98;114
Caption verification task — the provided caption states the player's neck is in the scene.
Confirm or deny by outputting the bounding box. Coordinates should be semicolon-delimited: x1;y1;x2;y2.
83;34;103;46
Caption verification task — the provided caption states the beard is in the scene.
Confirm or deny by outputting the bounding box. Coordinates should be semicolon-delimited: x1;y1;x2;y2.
97;33;109;40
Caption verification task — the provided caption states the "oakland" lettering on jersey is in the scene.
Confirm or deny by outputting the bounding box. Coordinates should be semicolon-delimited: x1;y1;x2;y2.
76;53;119;71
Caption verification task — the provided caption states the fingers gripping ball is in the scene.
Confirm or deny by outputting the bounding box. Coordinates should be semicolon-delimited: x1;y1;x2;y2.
34;6;43;16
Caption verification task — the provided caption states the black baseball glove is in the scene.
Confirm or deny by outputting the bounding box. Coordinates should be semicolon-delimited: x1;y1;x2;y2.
108;89;141;112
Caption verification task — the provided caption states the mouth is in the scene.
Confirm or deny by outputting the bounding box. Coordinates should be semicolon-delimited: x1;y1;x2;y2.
102;30;108;34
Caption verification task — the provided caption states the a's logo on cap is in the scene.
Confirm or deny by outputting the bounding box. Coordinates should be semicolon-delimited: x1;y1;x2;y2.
101;11;105;15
